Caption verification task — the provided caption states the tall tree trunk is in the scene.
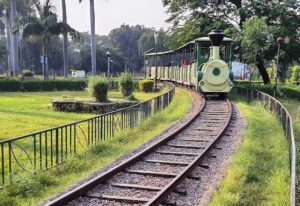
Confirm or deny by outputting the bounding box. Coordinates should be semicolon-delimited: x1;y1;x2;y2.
256;55;270;84
5;8;13;76
89;0;96;75
10;0;19;76
62;0;68;78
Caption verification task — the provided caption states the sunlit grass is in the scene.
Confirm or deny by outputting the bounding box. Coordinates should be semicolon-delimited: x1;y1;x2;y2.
280;98;300;204
0;90;163;141
209;97;290;206
0;88;192;206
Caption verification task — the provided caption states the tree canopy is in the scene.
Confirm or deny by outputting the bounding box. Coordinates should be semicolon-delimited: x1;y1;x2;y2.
162;0;300;84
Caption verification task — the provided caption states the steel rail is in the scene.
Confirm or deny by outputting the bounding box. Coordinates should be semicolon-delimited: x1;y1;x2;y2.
145;99;232;206
45;93;206;206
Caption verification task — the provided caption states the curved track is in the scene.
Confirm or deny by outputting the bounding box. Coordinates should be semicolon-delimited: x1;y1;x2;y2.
46;97;233;206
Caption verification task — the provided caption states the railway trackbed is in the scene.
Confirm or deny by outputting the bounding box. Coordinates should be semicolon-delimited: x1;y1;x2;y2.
45;97;233;206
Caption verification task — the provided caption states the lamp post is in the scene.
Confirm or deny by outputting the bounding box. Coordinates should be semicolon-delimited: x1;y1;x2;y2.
154;32;158;91
106;51;111;77
110;59;114;77
274;37;284;98
53;51;56;80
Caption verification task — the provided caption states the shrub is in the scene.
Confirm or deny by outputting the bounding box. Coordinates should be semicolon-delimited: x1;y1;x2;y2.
139;79;154;93
22;70;34;77
118;72;134;96
88;76;109;102
290;66;300;84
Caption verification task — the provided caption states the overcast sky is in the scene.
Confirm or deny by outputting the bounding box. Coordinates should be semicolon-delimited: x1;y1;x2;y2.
51;0;169;35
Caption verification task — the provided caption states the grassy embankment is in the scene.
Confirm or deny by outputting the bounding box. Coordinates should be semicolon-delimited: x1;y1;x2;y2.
0;88;192;206
280;99;300;204
209;94;290;206
0;90;163;141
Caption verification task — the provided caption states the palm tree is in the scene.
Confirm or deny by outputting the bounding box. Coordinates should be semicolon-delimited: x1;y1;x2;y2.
22;0;78;80
79;0;96;75
10;0;18;76
61;0;68;78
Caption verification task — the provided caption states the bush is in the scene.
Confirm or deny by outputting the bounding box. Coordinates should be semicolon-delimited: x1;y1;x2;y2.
139;79;154;92
22;70;34;77
88;76;109;102
118;72;134;96
290;66;300;84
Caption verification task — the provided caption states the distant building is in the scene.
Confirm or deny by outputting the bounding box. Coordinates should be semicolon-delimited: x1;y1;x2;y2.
71;70;86;78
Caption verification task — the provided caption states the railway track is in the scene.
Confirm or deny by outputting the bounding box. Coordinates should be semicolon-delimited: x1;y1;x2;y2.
46;97;233;206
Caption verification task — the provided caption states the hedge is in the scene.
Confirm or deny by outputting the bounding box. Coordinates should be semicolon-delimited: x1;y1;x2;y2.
0;79;87;92
234;81;300;101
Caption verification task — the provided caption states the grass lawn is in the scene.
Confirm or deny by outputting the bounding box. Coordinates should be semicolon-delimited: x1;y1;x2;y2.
0;88;192;206
209;96;290;206
280;99;300;204
0;90;162;141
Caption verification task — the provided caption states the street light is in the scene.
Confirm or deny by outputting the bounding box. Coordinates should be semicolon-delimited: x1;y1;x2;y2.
53;51;56;80
154;32;158;91
274;37;284;98
110;59;114;77
106;51;111;77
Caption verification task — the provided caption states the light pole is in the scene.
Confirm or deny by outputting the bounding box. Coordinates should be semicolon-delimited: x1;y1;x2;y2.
274;37;284;98
106;51;111;77
110;59;114;77
154;32;158;91
53;51;56;80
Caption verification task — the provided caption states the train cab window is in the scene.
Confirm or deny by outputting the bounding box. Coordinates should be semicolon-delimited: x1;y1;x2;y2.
200;47;210;60
220;45;226;60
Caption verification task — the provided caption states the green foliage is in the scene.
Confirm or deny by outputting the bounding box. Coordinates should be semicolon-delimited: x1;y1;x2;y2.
266;67;274;80
0;79;87;92
290;66;300;83
118;72;134;96
88;76;109;102
239;17;271;63
22;70;34;77
139;79;154;93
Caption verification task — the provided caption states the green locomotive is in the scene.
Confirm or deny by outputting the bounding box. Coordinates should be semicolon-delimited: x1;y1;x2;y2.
145;30;234;95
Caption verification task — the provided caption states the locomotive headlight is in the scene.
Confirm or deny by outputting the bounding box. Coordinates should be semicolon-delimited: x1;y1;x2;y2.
229;81;233;86
200;81;205;86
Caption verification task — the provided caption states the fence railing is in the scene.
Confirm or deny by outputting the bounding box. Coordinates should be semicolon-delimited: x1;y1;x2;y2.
0;82;175;188
235;87;296;206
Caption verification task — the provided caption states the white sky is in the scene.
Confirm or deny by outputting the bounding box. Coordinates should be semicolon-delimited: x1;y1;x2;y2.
52;0;169;35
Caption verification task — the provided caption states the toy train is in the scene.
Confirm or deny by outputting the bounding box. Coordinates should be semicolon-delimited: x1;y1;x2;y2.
145;30;234;96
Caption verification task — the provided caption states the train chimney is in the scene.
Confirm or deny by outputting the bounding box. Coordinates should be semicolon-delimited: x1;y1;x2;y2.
208;30;224;60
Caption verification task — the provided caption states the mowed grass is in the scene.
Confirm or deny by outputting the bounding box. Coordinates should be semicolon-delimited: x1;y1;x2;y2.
209;98;290;206
280;99;300;204
0;88;192;206
0;90;162;141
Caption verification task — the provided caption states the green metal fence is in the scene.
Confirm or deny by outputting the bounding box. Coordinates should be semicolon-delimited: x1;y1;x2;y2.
0;82;175;187
235;87;296;206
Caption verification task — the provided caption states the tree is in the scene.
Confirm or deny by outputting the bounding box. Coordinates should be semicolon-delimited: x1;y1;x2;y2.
239;17;272;83
61;0;68;77
79;0;96;75
22;0;78;80
162;0;300;84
